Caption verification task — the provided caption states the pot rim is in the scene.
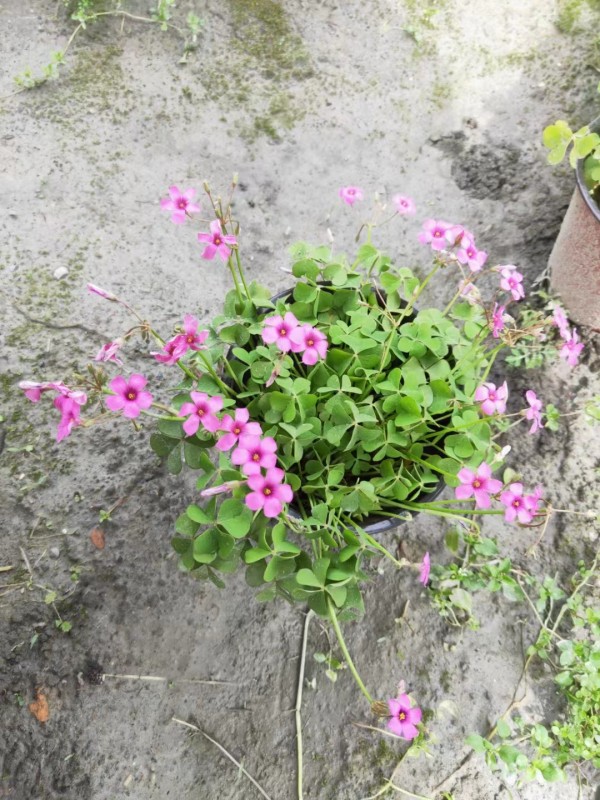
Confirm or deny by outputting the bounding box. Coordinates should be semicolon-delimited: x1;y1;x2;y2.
575;114;600;223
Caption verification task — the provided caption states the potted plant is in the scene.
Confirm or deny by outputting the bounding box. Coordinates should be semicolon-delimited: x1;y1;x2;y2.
19;181;583;718
543;92;600;329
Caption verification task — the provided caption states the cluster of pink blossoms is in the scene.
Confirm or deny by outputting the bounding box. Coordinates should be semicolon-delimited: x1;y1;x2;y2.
261;312;328;366
454;379;547;522
19;381;88;442
160;187;237;263
474;381;543;436
152;315;209;366
418;220;488;272
179;394;294;518
455;463;543;524
338;186;416;215
552;305;584;367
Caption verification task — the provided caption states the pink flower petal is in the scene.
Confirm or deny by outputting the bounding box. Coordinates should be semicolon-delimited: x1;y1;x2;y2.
263;497;283;518
245;492;264;511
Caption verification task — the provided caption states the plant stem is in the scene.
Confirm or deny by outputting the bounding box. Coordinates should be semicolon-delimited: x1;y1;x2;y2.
296;610;313;800
407;261;442;313
479;344;503;383
327;599;373;704
342;516;407;569
387;782;435;800
171;718;273;800
221;353;244;389
233;247;251;298
226;259;244;302
196;352;235;397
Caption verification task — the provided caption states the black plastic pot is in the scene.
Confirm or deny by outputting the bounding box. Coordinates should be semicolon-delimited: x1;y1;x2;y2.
549;115;600;329
264;283;446;535
287;480;446;535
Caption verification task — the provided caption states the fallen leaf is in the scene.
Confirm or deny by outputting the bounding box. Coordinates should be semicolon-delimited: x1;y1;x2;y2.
89;528;105;550
29;689;49;723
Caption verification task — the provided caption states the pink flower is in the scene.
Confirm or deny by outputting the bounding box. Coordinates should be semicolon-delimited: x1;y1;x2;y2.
95;340;123;366
152;338;188;365
559;329;584;367
387;695;422;740
392;194;416;215
500;483;535;524
456;237;488;272
474;381;508;416
524;485;544;517
174;315;209;352
19;381;87;406
231;435;278;476
419;552;431;586
445;224;473;246
216;408;263;452
179;392;223;436
87;283;116;301
53;395;83;442
455;462;503;509
339;186;363;206
289;325;328;366
261;312;301;353
552;306;570;339
198;220;237;261
160;186;201;224
525;390;543;434
499;267;525;301
245;467;293;518
418;219;451;251
491;303;507;338
105;374;153;419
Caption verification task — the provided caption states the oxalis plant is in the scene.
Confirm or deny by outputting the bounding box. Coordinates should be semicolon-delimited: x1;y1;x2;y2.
19;179;595;768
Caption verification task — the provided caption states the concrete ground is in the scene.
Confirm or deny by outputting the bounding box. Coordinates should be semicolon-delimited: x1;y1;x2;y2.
0;0;599;798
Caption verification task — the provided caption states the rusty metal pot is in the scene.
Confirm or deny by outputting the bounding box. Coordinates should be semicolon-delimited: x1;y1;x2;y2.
549;116;600;330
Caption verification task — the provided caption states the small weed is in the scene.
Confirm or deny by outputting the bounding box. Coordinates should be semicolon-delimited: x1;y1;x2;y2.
314;651;346;683
9;0;204;97
14;51;65;90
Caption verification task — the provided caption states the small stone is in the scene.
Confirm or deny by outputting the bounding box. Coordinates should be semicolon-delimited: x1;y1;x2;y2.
53;267;69;280
49;547;60;559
